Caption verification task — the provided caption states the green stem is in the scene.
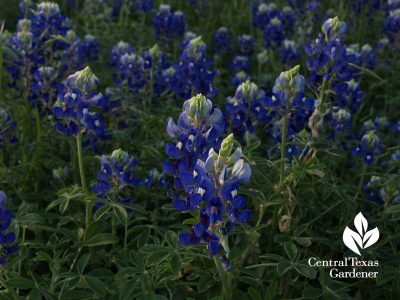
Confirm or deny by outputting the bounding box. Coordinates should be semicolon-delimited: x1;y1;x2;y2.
318;78;327;107
280;110;289;186
17;226;26;275
76;133;90;228
256;204;265;227
16;225;26;295
124;222;128;252
112;213;116;236
57;245;83;299
213;256;232;300
30;107;42;191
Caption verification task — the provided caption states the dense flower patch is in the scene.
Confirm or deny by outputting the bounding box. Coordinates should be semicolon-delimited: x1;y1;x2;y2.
0;1;399;299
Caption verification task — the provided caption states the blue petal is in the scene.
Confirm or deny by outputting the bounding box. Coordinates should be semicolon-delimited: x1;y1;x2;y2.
172;199;188;211
237;210;251;223
178;232;191;245
193;223;204;237
231;196;245;209
208;240;219;256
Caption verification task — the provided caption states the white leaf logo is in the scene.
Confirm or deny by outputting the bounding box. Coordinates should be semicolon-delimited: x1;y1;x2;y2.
342;212;379;255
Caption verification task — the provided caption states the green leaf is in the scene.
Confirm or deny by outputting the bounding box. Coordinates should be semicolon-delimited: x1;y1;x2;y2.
146;249;170;265
183;217;198;225
83;276;107;296
248;287;262;300
265;281;278;300
384;205;400;214
294;237;312;247
130;252;145;269
170;252;182;274
60;197;70;214
77;253;90;275
302;287;323;299
294;263;317;279
284;242;298;261
94;205;111;222
137;226;151;248
6;277;35;289
277;260;292;276
119;279;136;300
197;275;215;293
17;213;43;226
113;204;128;225
165;231;178;249
85;233;119;247
28;288;42;300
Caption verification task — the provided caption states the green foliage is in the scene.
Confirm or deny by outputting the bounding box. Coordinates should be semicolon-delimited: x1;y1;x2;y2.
0;0;399;299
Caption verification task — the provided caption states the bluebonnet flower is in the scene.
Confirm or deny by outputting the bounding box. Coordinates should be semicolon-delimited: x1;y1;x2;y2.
142;44;170;95
81;34;100;62
92;149;140;209
252;2;295;49
384;0;400;44
30;2;70;47
262;16;285;48
57;30;100;76
53;67;107;138
5;3;99;109
351;130;382;165
170;36;216;99
321;16;347;42
347;44;376;70
116;52;146;91
133;0;153;13
163;94;224;170
5;19;35;88
152;4;186;44
263;66;314;159
179;32;198;53
140;168;170;188
0;109;17;149
229;55;251;88
231;71;251;88
230;55;250;73
0;192;18;265
362;176;384;204
252;2;279;29
29;66;61;110
179;134;251;257
236;35;255;56
212;27;231;53
164;96;251;261
278;39;300;66
264;65;310;112
305;17;353;89
225;81;271;139
18;0;34;19
306;17;364;137
110;41;134;68
110;42;169;96
328;108;352;135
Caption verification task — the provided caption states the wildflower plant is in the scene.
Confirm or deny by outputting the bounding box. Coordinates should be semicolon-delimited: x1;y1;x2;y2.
0;1;400;299
164;94;252;299
0;192;18;265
